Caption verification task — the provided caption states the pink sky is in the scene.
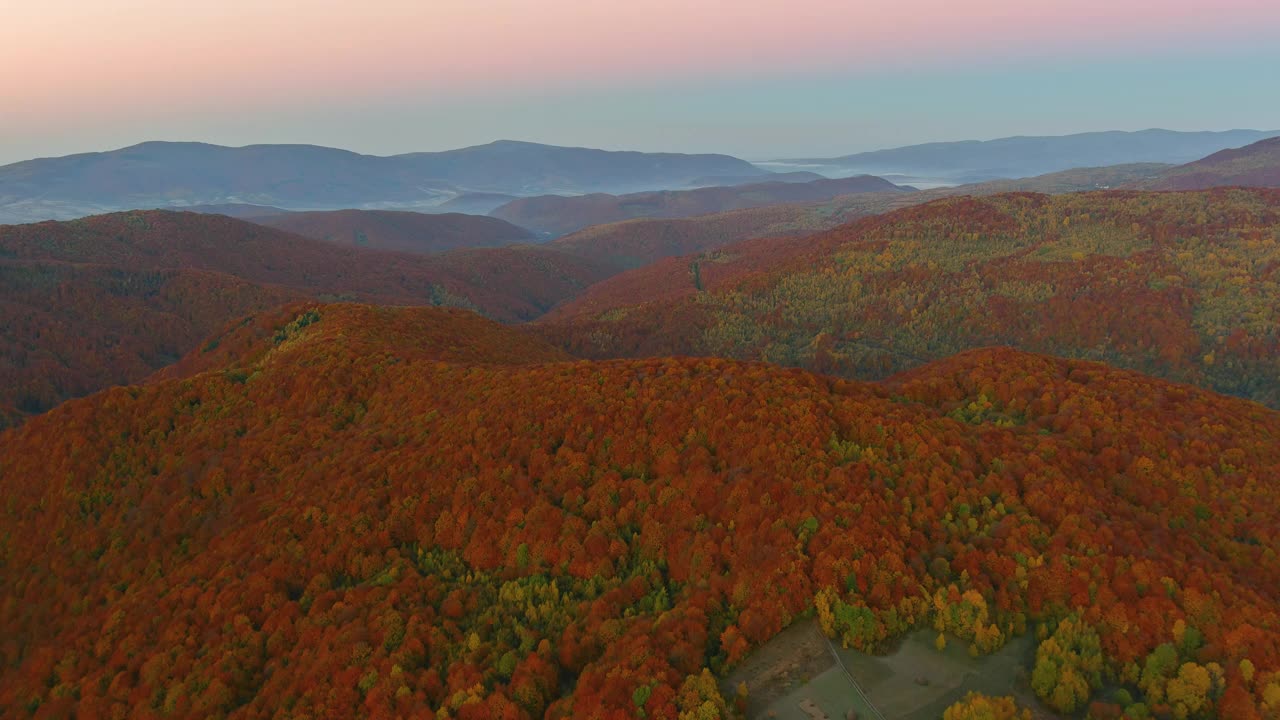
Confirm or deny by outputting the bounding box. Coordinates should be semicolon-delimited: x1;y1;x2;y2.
6;0;1278;119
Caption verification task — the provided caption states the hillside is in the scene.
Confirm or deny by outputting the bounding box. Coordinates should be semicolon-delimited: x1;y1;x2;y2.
540;188;1280;408
1136;137;1280;191
0;140;765;223
252;209;535;254
543;164;1172;272
0;263;300;427
1;304;1277;718
771;128;1280;180
0;211;606;318
490;175;907;238
545;199;877;272
0;211;607;426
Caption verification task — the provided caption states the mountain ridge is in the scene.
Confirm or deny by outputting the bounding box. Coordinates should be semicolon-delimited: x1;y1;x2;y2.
0;140;768;224
770;128;1280;180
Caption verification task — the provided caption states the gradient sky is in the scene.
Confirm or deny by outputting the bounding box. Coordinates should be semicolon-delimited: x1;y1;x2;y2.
3;0;1280;164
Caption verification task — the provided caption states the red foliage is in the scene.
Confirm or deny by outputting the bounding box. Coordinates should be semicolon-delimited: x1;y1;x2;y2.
1;304;1277;717
0;211;609;427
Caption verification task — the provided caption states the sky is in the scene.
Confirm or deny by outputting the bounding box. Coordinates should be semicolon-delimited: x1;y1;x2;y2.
3;0;1280;165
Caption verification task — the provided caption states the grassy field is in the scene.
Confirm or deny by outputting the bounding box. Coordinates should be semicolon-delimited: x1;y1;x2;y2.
834;629;1042;719
724;621;1056;720
757;666;878;720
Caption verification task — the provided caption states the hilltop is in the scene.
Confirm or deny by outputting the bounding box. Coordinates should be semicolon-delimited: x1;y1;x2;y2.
0;304;1276;718
539;188;1280;408
252;209;535;254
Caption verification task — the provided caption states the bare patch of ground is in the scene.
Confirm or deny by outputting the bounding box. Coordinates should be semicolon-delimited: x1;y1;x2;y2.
719;618;834;717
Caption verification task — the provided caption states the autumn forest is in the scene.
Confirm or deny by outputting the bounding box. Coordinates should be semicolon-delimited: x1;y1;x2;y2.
3;134;1280;720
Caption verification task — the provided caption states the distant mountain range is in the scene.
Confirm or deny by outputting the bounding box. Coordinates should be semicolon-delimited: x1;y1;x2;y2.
490;174;908;237
768;129;1280;181
5;130;1279;227
0;140;766;224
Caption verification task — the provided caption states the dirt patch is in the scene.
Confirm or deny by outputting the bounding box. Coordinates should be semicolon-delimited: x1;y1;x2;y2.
835;629;1050;720
720;617;834;717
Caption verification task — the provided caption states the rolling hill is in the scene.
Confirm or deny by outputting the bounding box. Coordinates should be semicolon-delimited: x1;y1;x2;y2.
0;303;1276;718
543;195;891;272
0;140;767;224
543;164;1173;272
490;174;908;238
1135;136;1280;191
0;211;608;427
539;188;1280;408
0;263;300;428
251;209;535;254
769;129;1280;181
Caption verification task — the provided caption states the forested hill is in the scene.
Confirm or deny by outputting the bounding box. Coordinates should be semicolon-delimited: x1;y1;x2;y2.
539;188;1280;408
0;303;1276;717
0;211;607;428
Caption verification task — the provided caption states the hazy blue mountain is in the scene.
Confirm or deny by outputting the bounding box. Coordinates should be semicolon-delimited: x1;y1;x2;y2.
0;140;766;224
767;129;1280;180
391;140;767;194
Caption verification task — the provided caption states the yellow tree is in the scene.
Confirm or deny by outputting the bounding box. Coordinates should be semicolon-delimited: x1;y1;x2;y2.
942;692;1031;720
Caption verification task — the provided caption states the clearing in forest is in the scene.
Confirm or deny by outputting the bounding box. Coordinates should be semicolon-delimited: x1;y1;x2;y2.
725;622;1051;720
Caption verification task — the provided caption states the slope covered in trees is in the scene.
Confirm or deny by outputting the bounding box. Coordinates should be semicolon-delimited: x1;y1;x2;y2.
540;188;1280;408
490;175;907;238
1;305;1277;718
1136;137;1280;191
544;164;1171;273
252;210;535;255
545;194;899;272
0;211;607;426
0;264;299;428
